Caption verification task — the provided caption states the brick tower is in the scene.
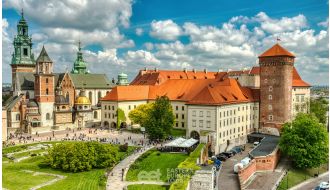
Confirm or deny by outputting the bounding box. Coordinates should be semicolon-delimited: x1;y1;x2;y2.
11;10;36;95
34;46;55;127
258;43;295;135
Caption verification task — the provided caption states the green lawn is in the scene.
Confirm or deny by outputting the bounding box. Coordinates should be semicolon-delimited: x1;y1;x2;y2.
2;142;137;190
126;150;188;182
277;164;329;190
170;128;186;137
127;184;169;190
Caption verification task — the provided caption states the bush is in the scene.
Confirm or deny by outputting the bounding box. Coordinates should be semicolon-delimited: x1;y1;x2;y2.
44;141;119;172
119;143;128;152
30;153;37;157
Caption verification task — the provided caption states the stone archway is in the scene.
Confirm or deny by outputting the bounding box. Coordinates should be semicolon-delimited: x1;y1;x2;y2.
104;121;109;128
190;131;200;140
111;122;117;128
120;122;127;129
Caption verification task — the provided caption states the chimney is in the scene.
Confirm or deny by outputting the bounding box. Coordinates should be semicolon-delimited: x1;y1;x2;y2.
144;67;148;71
192;68;196;73
154;67;158;72
183;68;187;73
204;68;207;74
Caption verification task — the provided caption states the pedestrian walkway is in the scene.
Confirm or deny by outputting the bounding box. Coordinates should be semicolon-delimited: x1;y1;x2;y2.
106;146;154;190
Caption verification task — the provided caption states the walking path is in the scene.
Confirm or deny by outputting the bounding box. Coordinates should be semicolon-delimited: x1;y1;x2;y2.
21;170;66;190
288;172;329;190
106;146;154;190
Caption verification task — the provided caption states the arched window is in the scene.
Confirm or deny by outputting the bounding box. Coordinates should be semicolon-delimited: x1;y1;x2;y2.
94;111;98;119
46;88;49;95
46;113;50;120
16;114;20;121
66;92;69;102
89;91;93;103
98;91;102;100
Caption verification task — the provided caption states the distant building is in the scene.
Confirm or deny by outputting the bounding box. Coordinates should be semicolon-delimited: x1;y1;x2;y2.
3;13;115;135
101;43;310;154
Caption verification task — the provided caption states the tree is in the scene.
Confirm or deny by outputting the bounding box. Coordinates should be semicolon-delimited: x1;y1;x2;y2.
279;113;328;169
310;97;328;126
116;108;126;129
128;103;154;126
144;96;175;140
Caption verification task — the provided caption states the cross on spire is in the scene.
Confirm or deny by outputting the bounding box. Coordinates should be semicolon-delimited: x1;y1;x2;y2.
21;8;24;18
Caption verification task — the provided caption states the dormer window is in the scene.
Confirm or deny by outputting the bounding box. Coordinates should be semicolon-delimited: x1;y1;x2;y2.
23;48;28;56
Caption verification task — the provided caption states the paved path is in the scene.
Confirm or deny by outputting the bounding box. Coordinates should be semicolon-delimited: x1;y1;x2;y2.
289;172;329;190
106;146;154;190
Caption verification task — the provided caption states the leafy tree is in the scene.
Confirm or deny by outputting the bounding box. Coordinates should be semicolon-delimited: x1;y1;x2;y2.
144;96;175;140
128;103;154;126
279;113;328;169
310;97;328;126
45;142;119;172
117;108;126;129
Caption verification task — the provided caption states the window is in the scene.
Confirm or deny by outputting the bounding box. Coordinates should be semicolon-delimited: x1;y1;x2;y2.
224;111;226;117
269;95;272;100
98;91;102;100
238;107;240;111
182;106;184;111
234;110;236;115
134;105;136;109
268;105;272;110
206;121;211;128
176;122;178;127
181;122;185;128
182;114;184;119
112;106;114;110
176;106;178;111
223;131;226;137
268;115;273;121
301;95;305;102
94;111;98;119
46;88;49;95
46;78;48;84
199;120;203;127
89;91;93;103
220;112;221;117
296;95;299;102
269;86;273;92
199;111;203;117
104;113;107;118
16;114;20;121
192;120;196;127
46;113;50;120
128;105;131;110
176;114;178;119
207;111;211;117
84;106;88;109
62;106;66;109
230;110;232;116
23;48;28;56
66;92;69;102
192;111;196;116
79;106;82;109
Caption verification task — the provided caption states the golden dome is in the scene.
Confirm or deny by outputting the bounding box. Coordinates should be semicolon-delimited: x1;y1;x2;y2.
75;96;91;105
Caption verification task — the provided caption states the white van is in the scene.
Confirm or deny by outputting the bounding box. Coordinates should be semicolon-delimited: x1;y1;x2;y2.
233;163;244;173
253;141;259;147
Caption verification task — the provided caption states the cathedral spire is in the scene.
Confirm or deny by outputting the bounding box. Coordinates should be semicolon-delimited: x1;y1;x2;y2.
71;41;89;74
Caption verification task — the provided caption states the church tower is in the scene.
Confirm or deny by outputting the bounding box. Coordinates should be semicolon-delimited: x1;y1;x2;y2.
34;46;55;127
11;10;36;94
71;41;89;74
259;43;295;135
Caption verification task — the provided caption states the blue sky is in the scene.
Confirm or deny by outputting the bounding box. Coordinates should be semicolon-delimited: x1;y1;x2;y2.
2;0;329;85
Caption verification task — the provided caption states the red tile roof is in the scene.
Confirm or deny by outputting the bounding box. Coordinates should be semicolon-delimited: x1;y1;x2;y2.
259;44;295;58
130;69;218;85
101;85;150;101
187;78;257;105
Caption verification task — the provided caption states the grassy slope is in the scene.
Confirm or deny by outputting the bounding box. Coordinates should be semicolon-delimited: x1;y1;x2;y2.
127;184;169;190
2;143;137;190
126;150;188;182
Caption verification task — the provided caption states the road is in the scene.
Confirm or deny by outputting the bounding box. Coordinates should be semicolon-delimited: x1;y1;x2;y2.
293;172;329;190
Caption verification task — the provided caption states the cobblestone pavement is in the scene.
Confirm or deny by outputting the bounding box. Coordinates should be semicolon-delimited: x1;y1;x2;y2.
218;144;254;190
106;146;154;190
5;128;147;147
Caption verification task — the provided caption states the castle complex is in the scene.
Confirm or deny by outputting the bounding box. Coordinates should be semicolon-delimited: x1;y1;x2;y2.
101;44;310;154
3;13;116;135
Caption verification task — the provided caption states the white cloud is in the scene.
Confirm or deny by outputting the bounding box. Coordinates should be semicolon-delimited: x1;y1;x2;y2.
143;42;154;51
125;50;160;65
150;19;182;41
318;18;329;28
135;28;143;36
255;12;308;33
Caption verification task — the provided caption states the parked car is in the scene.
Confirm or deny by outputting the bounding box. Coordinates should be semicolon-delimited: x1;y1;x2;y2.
217;155;228;161
253;141;260;147
222;151;234;158
233;163;244;173
232;145;244;153
228;149;237;155
315;182;329;190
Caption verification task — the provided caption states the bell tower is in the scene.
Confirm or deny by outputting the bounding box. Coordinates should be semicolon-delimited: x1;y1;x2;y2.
71;41;89;74
11;9;35;94
34;46;55;127
259;43;295;135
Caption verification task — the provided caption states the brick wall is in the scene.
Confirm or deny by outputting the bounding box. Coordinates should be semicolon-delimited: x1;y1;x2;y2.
238;148;281;188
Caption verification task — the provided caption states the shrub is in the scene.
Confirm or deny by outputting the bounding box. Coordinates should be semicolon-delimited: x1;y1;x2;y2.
30;153;37;157
119;143;128;152
44;142;119;172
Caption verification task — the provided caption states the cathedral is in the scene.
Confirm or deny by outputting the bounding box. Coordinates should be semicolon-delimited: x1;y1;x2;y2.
3;12;118;134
